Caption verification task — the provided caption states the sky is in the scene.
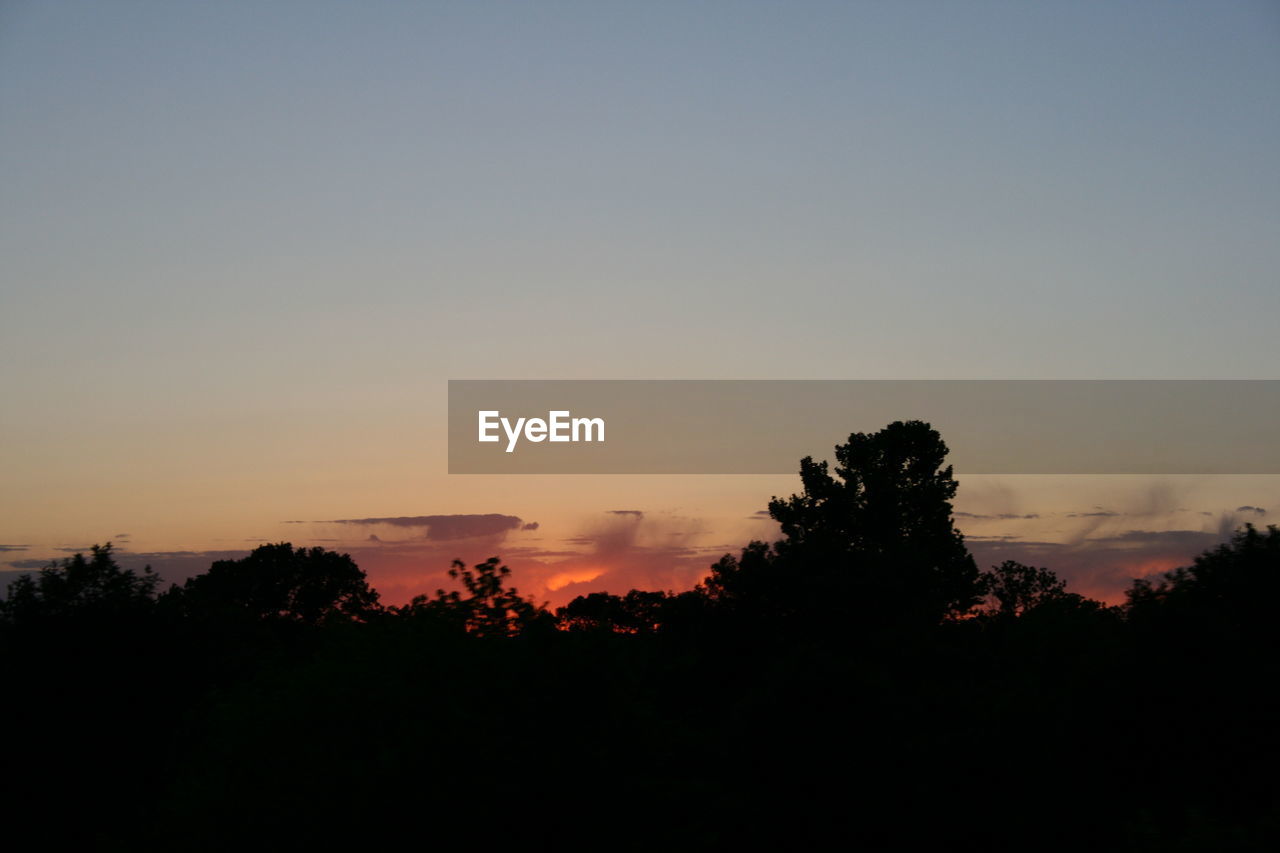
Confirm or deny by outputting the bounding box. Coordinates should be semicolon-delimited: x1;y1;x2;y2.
2;1;1278;606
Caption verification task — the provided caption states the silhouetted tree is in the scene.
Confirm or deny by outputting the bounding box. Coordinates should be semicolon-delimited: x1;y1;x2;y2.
0;542;158;626
399;556;550;637
558;589;674;633
169;542;380;625
1126;522;1280;638
978;560;1069;619
706;420;981;629
700;539;783;614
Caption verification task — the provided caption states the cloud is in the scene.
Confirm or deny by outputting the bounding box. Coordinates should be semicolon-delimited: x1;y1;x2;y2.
0;545;30;553
522;521;540;530
341;508;730;609
1236;506;1267;515
504;511;720;607
5;559;50;570
607;510;644;518
955;480;1272;605
967;525;1237;605
322;514;524;541
1099;529;1224;547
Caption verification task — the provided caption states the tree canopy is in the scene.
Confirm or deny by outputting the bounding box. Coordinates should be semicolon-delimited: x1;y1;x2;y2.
170;542;380;625
0;542;158;626
705;420;981;630
1126;522;1280;637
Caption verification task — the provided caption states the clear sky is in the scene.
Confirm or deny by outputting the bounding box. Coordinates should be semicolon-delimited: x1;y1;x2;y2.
2;1;1278;604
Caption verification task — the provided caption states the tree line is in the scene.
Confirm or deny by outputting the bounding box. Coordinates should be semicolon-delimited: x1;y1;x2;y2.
2;421;1276;850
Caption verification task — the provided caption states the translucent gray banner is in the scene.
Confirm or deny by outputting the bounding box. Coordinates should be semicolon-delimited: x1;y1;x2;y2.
448;380;1280;474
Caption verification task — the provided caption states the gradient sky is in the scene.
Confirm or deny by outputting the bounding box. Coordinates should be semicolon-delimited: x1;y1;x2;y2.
2;1;1278;605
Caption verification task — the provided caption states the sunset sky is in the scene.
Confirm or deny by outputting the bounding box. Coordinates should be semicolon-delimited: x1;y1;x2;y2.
2;2;1277;607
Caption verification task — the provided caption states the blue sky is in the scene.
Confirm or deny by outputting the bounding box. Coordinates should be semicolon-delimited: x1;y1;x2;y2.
2;1;1277;601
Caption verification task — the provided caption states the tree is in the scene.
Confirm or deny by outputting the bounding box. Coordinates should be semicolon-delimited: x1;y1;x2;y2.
1126;522;1280;635
557;589;673;634
0;542;158;626
171;542;380;625
977;560;1070;620
399;556;550;638
705;420;981;628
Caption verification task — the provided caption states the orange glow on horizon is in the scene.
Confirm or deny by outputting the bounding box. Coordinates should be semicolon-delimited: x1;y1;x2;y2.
544;568;606;591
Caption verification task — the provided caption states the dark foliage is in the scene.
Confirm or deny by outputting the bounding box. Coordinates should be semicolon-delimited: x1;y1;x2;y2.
167;541;381;625
393;555;554;636
704;420;980;633
0;542;158;626
1126;523;1280;640
1;425;1277;849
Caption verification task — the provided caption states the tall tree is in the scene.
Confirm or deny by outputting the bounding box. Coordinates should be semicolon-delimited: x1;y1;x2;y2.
707;420;981;629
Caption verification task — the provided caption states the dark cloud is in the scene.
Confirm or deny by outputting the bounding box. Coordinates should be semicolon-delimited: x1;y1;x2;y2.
323;514;524;541
1067;511;1119;518
501;548;582;559
607;510;644;518
1236;506;1267;515
1098;529;1224;547
955;512;1040;520
522;522;540;531
5;558;51;570
0;545;30;553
